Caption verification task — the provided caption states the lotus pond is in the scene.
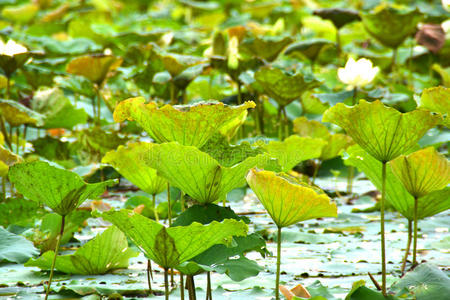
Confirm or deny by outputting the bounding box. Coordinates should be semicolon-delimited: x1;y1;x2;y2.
0;0;449;299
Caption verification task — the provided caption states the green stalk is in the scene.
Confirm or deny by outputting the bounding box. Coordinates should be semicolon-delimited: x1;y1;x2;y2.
180;273;185;300
6;76;10;99
153;194;159;222
401;220;412;275
187;275;196;300
347;166;354;195
167;183;172;226
45;215;65;300
170;81;176;104
380;162;387;296
15;127;20;154
237;82;243;139
206;272;212;300
277;106;283;141
0;116;12;150
95;85;102;126
352;87;357;106
147;260;153;295
180;192;185;212
392;47;398;76
312;160;321;184
275;226;282;300
2;177;5;201
413;196;418;266
336;29;341;57
164;268;169;300
282;107;288;140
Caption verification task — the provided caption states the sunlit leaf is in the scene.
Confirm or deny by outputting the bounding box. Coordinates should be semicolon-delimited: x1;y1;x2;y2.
25;226;138;274
98;209;248;269
420;86;450;127
2;3;38;24
0;226;39;264
102;142;167;195
246;169;337;228
322;100;441;162
8;161;115;216
0;100;44;127
66;54;122;85
389;147;449;198
0;145;22;177
113;97;255;147
254;66;321;107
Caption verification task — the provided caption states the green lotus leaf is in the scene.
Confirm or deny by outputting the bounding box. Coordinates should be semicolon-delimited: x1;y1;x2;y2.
322;100;441;162
362;6;423;49
66;54;122;85
2;3;38;24
344;145;450;220
0;145;22;177
159;52;206;77
240;36;293;62
420;86;450;127
98;209;248;269
389;147;450;198
25;226;138;275
0;197;44;228
0;99;44;127
8;161;116;216
261;135;326;172
293;116;331;140
432;64;450;87
313;8;361;29
32;88;88;130
284;39;333;62
102;142;167;196
246;169;337;228
254;66;321;107
0;226;39;264
321;134;354;161
136;142;275;204
113;97;256;147
0;52;31;78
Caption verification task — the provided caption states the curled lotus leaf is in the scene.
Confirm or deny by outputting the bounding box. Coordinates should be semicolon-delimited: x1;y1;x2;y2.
420;86;450;127
284;39;333;62
159;52;206;77
99;209;248;269
246;168;337;228
240;36;293;62
8;161;116;216
389;147;450;198
102;142;167;196
322;100;441;162
0;52;30;78
0;145;22;177
362;6;423;49
254;66;321;107
313;8;361;29
135;142;276;204
0;99;44;127
66;54;122;85
113;97;256;147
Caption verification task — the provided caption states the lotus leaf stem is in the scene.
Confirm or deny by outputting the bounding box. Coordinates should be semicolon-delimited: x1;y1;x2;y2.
347;166;354;195
275;226;282;300
187;275;196;300
153;194;159;222
312;160;321;184
6;76;10;99
45;215;65;300
180;273;185;300
401;220;412;274
147;260;152;294
206;271;212;300
164;268;169;300
0;116;12;150
380;162;387;296
413;196;419;266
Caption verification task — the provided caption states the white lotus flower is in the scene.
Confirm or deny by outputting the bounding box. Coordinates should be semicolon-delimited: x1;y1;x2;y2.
442;0;450;12
0;40;27;57
338;57;379;89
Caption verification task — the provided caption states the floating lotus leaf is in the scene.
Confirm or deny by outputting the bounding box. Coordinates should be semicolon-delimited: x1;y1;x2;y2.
32;88;88;129
0;145;22;177
159;52;206;77
102;142;167;195
313;8;361;29
322;100;441;162
113;97;255;147
254;66;321;107
246;169;337;228
0;100;44;127
420;86;450;127
362;7;423;49
66;54;122;85
261;135;326;172
99;209;248;269
0;226;39;264
136;142;276;204
8;161;116;216
344;145;450;220
240;36;293;62
25;226;138;275
389;147;450;198
284;39;333;62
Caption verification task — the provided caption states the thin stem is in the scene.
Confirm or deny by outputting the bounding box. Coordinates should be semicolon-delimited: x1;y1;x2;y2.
413;196;419;266
0;116;12;150
237;82;243;139
275;226;282;300
153;194;159;222
6;76;10;99
2;177;5;201
336;29;341;57
392;47;398;76
95;85;102;126
15;127;19;154
180;192;185;212
401;220;413;275
352;87;357;106
180;273;185;300
22;125;27;154
282;107;288;140
147;260;152;295
187;275;196;300
347;166;354;195
167;183;172;226
164;268;169;300
312;160;321;184
380;162;387;296
277;106;283;141
206;272;212;300
170;81;176;104
45;215;65;300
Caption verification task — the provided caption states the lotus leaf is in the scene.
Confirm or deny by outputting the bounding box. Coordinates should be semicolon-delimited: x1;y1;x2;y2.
420;86;450;127
254;66;321;107
284;39;333;62
8;161;116;216
322;100;441;162
134;142;275;204
0;52;30;78
390;147;449;198
102;142;167;196
362;7;423;49
113;97;255;147
160;52;206;77
246;168;338;228
240;36;293;62
66;54;122;85
0;226;39;264
99;209;248;269
260;135;326;172
313;8;361;29
0;145;21;177
0;99;44;127
25;226;138;275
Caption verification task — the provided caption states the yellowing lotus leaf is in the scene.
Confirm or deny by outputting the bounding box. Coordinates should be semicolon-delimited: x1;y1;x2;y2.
389;147;450;198
246;169;337;228
160;53;206;77
0;100;44;127
113;97;256;147
322;100;441;162
102;142;167;196
0;145;22;177
320;133;353;161
293;116;330;140
420;86;450;127
66;54;122;84
99;209;248;269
